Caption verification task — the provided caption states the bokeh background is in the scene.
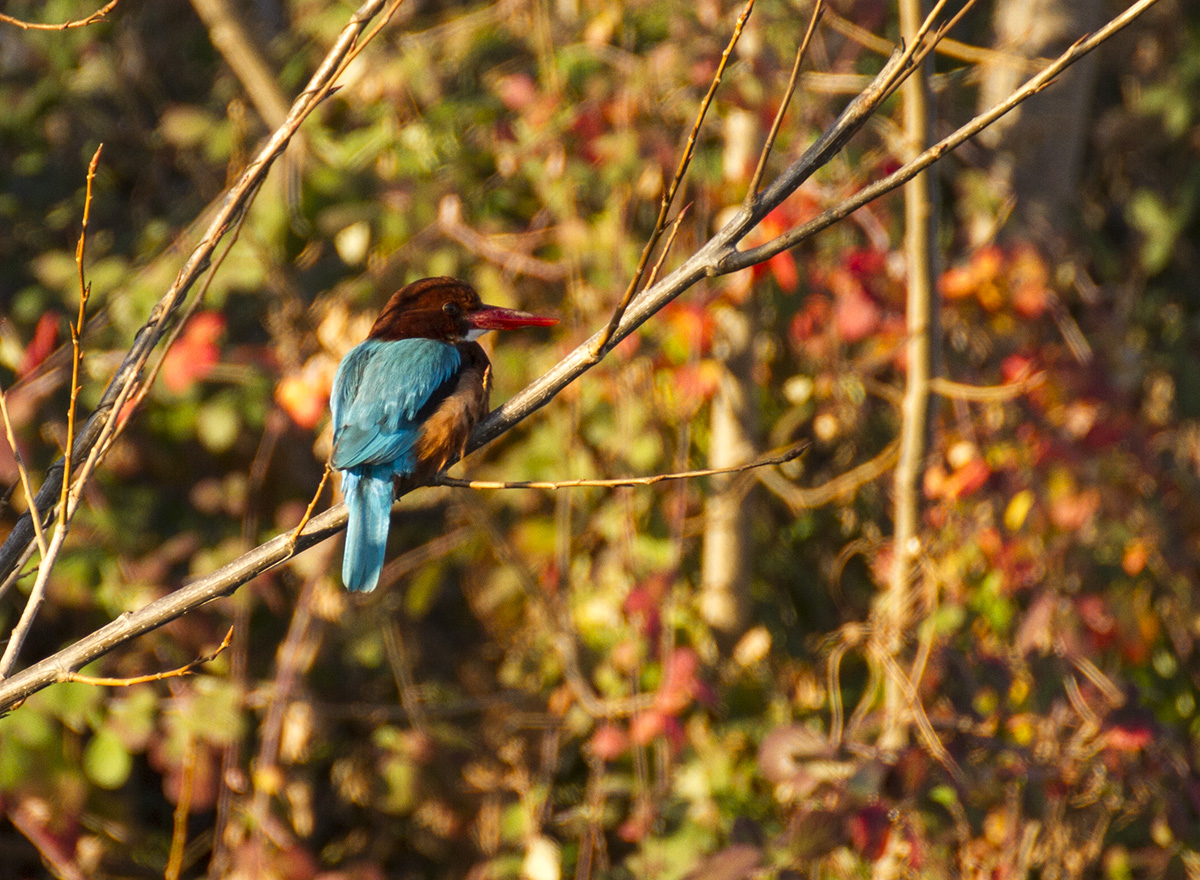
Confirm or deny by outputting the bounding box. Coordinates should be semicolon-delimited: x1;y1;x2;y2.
1;0;1199;877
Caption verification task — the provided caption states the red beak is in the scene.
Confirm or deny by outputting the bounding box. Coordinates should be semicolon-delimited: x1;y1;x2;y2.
467;305;558;331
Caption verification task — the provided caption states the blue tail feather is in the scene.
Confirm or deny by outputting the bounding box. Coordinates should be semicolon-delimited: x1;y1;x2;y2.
341;469;395;592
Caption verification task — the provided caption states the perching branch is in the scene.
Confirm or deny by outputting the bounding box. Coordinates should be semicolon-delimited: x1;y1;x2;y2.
0;0;1161;713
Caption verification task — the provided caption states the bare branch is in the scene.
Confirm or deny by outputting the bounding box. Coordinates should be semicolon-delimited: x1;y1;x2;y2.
930;372;1045;401
0;0;120;30
434;442;807;490
725;0;1160;272
289;463;333;548
744;0;825;201
758;439;900;512
165;736;197;880
591;0;756;358
62;626;234;688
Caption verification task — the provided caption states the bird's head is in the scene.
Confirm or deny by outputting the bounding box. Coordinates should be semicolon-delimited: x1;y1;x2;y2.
368;276;557;343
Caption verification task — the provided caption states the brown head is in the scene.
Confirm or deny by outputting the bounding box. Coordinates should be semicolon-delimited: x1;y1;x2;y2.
368;276;557;343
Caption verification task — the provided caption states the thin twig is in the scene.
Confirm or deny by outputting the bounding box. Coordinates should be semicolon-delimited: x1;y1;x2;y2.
59;145;102;537
0;0;120;30
874;647;966;787
0;392;48;560
745;0;825;200
590;0;755;358
823;6;1046;70
757;439;899;512
435;442;806;490
63;626;234;687
0;149;104;680
165;735;197;880
289;463;332;548
929;373;1044;402
642;204;691;292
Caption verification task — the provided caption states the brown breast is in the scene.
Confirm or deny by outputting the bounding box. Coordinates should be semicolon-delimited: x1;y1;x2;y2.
410;343;492;482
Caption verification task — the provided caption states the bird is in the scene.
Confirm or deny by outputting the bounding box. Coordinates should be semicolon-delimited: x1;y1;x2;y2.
329;276;557;592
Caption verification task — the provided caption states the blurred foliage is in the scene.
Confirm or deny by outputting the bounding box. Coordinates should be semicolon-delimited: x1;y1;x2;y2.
1;0;1199;878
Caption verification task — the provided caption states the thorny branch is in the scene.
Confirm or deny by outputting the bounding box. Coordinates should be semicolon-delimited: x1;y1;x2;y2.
0;0;1162;713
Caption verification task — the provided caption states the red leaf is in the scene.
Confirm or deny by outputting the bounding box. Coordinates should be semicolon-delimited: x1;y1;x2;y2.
589;724;629;761
768;250;799;293
827;268;880;343
162;312;224;393
630;710;666;745
847;805;892;862
789;295;832;346
655;648;700;716
18;313;59;376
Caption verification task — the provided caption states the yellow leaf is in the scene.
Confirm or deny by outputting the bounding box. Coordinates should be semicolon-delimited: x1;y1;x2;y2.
1005;490;1034;531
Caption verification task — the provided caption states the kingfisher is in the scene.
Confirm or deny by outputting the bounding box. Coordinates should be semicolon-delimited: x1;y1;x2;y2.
330;276;557;592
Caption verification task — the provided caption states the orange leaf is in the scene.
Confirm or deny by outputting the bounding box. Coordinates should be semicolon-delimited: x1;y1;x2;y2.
161;312;224;394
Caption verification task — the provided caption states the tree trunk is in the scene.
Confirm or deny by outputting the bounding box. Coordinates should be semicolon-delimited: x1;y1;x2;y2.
975;0;1104;238
699;304;757;638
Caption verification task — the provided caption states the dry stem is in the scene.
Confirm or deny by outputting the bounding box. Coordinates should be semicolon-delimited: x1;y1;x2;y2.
435;442;805;491
745;0;825;199
0;0;120;30
64;626;233;687
591;0;756;357
0;393;48;560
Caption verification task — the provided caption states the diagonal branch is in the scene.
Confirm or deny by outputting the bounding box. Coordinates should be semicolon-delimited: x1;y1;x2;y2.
723;0;1159;273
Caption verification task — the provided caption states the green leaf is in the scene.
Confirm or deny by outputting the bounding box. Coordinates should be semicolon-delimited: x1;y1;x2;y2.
84;727;132;790
196;398;241;453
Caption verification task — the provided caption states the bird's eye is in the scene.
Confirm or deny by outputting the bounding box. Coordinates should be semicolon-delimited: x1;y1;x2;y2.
442;301;461;317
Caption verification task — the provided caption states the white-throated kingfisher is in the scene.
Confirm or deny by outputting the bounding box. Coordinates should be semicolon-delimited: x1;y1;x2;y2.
330;276;557;592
